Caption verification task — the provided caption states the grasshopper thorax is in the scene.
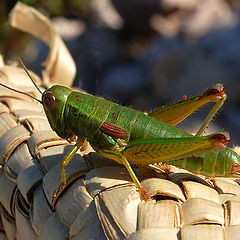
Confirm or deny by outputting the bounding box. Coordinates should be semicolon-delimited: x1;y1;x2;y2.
42;85;72;138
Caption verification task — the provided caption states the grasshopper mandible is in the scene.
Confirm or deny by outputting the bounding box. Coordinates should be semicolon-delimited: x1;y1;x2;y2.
1;58;240;200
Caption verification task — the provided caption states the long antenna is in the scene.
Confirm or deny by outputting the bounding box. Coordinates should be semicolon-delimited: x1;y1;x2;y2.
0;57;42;103
0;82;42;103
17;57;43;95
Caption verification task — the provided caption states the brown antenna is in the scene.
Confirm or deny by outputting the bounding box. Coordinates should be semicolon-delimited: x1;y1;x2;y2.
17;57;43;94
0;58;42;103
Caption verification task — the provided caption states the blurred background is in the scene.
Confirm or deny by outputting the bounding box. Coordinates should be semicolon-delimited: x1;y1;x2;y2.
0;0;240;146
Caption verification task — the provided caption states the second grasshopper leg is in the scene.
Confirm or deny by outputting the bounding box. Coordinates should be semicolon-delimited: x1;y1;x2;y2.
98;150;149;200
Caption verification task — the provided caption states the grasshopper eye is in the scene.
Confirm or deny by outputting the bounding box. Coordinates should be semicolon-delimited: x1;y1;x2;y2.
43;92;55;109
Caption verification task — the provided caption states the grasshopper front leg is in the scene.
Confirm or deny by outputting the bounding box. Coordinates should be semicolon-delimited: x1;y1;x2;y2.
53;138;87;199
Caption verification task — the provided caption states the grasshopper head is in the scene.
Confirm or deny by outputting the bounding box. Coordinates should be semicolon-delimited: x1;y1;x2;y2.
42;85;72;138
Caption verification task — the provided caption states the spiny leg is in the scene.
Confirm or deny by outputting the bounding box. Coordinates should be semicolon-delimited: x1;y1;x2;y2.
195;91;226;136
123;132;230;165
98;132;229;199
147;85;227;177
98;150;149;200
149;84;226;134
123;132;229;179
53;138;86;199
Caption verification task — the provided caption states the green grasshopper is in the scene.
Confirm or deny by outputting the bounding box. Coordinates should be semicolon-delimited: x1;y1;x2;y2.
1;58;240;200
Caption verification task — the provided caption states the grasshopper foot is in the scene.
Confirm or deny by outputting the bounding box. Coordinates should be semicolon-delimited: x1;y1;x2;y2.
52;183;65;201
137;186;150;201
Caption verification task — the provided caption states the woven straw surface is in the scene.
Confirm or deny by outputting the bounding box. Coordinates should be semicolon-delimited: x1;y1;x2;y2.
0;68;240;240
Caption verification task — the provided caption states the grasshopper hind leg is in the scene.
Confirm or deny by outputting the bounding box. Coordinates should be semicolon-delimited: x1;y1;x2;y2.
195;85;226;136
149;84;227;136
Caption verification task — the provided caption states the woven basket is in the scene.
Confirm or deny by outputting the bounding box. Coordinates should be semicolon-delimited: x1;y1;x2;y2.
1;60;240;240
